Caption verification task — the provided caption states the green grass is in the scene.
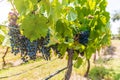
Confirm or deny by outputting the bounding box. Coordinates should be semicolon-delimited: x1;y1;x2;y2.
0;53;120;80
0;46;67;80
0;57;67;80
0;40;120;80
107;58;120;74
89;57;120;80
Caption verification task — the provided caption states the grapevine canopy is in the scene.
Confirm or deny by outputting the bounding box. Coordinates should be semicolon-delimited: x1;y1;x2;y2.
9;0;111;61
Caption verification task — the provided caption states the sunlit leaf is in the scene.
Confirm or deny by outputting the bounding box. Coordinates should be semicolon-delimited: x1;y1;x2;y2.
66;8;77;21
21;13;48;41
74;57;83;68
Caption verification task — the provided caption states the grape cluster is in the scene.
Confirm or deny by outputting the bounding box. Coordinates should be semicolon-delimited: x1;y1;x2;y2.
78;30;90;46
19;36;38;60
8;26;21;55
8;11;21;55
37;30;51;60
74;30;90;56
40;46;50;60
50;44;61;58
9;30;51;61
8;11;51;61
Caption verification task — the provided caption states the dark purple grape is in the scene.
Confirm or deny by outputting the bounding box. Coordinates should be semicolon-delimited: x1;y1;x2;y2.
79;30;90;45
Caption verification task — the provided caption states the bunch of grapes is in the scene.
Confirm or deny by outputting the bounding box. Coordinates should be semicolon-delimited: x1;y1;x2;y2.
49;44;61;58
74;30;90;56
8;11;21;55
37;29;51;60
9;28;21;55
78;30;90;46
19;36;38;60
8;11;52;61
27;40;38;60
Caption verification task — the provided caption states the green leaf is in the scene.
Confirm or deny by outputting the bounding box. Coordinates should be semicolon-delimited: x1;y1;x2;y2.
39;0;51;16
82;6;89;16
74;57;83;68
21;13;48;41
85;44;96;59
73;51;78;60
75;7;84;21
55;19;73;38
0;25;9;34
58;43;68;56
100;16;107;25
103;12;110;22
75;0;87;5
62;0;69;5
2;35;10;47
99;0;107;11
56;19;65;36
50;0;62;22
73;43;85;51
0;29;10;46
14;0;28;14
88;0;96;10
0;35;4;44
66;8;77;21
0;30;5;37
29;0;37;4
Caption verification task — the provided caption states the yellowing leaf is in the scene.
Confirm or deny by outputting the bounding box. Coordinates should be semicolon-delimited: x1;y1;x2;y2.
100;16;106;25
88;0;96;10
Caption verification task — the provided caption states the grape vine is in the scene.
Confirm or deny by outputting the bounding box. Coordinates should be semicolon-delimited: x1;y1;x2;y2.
6;0;111;80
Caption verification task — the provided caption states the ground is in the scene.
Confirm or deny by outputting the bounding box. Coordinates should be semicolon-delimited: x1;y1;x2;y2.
0;40;120;80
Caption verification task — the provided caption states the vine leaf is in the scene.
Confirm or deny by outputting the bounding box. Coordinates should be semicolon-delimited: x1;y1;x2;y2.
14;0;27;14
21;14;48;41
74;57;83;68
58;43;68;56
56;19;73;38
88;0;96;10
73;51;78;60
66;8;77;21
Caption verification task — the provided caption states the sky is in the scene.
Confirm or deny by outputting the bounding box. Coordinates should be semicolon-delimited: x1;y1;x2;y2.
0;0;12;24
0;0;120;34
106;0;120;34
